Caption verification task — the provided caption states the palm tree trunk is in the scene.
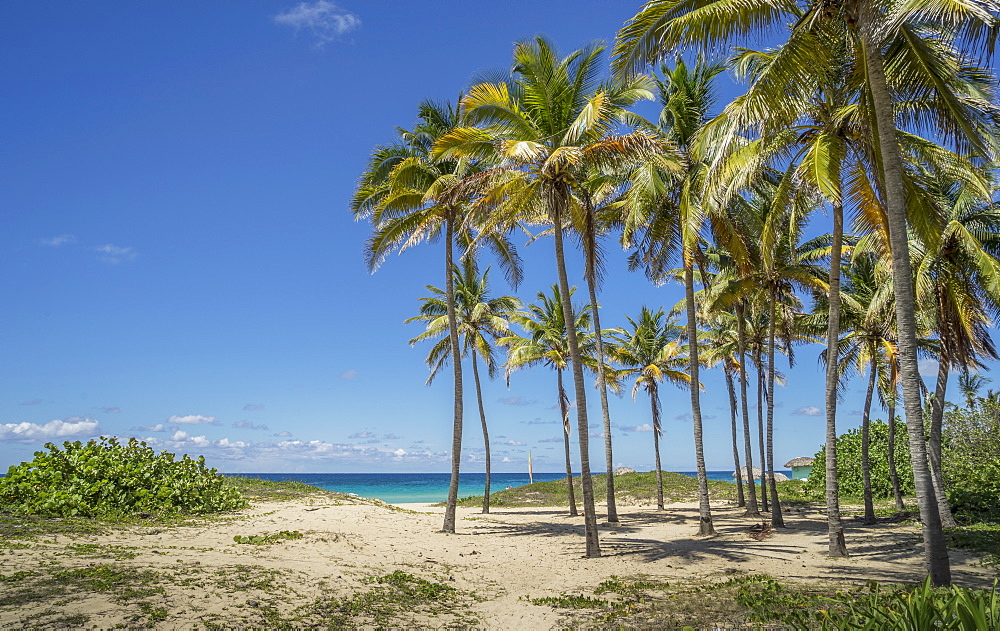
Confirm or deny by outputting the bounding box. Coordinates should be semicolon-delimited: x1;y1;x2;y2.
558;368;578;517
766;295;784;528
587;271;618;524
825;201;848;554
861;359;877;525
724;363;746;507
442;216;464;534
930;359;957;527
584;199;618;524
685;263;714;535
887;398;905;511
650;385;665;511
471;351;491;514
756;353;769;512
736;304;760;516
858;15;950;584
551;184;600;556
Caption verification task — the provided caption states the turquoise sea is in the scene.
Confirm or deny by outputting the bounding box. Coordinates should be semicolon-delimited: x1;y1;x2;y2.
228;471;791;504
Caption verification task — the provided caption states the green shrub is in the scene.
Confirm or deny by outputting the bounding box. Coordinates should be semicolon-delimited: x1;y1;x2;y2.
776;577;1000;630
943;404;1000;519
804;419;914;499
0;437;247;517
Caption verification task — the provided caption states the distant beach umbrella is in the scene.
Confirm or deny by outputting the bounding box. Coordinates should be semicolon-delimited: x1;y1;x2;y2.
733;466;763;479
613;467;636;476
771;472;790;482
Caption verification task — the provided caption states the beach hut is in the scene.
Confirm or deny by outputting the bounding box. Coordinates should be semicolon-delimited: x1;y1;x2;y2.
784;457;815;480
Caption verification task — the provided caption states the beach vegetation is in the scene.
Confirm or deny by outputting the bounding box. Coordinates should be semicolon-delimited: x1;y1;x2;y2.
0;437;247;518
306;570;476;627
529;572;1000;628
222;475;333;503
942;402;1000;520
806;419;915;501
450;471;743;508
232;530;303;545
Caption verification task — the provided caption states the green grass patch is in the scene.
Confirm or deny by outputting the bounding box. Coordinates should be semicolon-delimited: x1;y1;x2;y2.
222;476;332;502
444;471;744;508
50;564;164;600
233;530;303;545
527;573;1000;628
305;570;474;627
949;521;1000;572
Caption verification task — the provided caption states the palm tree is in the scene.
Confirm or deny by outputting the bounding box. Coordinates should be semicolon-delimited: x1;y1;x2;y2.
832;253;896;524
877;351;907;512
614;0;1000;585
713;182;826;528
609;306;694;509
914;171;1000;528
958;372;991;410
407;261;521;513
700;310;748;508
436;37;664;556
499;285;600;517
352;100;521;534
699;32;865;553
622;57;729;535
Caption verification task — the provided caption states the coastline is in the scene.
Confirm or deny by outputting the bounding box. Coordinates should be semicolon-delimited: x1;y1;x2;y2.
1;490;992;628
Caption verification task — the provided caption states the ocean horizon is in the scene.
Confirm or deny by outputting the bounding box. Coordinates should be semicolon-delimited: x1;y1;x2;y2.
228;471;792;504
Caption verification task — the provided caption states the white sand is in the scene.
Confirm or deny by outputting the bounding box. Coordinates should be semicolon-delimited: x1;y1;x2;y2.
0;494;992;628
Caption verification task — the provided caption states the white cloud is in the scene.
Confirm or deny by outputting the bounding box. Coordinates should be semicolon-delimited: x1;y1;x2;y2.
273;431;292;437
167;414;219;425
190;435;210;448
622;424;654;433
502;457;511;463
919;359;940;377
19;399;43;406
505;440;525;446
792;406;822;416
274;1;360;46
40;234;75;247
498;396;537;406
349;431;376;439
243;403;265;411
135;423;169;432
233;421;269;431
340;369;358;380
0;417;99;442
124;431;451;468
101;406;121;413
94;244;137;264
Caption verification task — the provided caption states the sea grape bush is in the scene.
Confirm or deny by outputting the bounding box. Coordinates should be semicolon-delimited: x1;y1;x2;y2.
0;436;247;517
804;419;914;499
943;402;1000;519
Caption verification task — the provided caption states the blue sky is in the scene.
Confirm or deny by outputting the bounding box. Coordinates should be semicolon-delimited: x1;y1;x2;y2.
0;2;978;474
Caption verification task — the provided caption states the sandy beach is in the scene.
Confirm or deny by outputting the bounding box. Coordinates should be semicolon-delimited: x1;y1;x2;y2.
0;492;993;628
